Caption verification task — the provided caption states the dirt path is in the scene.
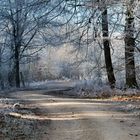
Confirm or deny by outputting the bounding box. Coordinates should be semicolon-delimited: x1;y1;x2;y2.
1;90;140;140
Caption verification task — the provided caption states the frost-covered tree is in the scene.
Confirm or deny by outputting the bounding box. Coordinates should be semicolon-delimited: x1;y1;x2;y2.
0;0;66;88
63;0;117;87
124;0;138;88
100;1;116;88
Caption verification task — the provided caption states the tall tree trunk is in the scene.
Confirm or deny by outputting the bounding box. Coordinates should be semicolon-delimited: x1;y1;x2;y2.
124;3;138;88
15;45;20;88
101;8;116;88
0;49;4;89
14;2;22;88
20;72;25;87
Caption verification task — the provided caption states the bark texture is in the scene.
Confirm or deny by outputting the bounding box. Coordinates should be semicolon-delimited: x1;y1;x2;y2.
124;4;138;88
102;8;116;88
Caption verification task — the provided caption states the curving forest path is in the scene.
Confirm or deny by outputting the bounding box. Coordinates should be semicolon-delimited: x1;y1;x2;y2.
0;82;140;140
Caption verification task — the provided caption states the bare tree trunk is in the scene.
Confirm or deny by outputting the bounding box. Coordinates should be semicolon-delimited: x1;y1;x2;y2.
0;49;4;89
14;1;22;88
101;8;116;88
20;72;25;87
124;3;138;88
15;45;20;88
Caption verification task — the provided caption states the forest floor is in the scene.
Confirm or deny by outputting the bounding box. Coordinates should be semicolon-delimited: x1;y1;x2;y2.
0;83;140;140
